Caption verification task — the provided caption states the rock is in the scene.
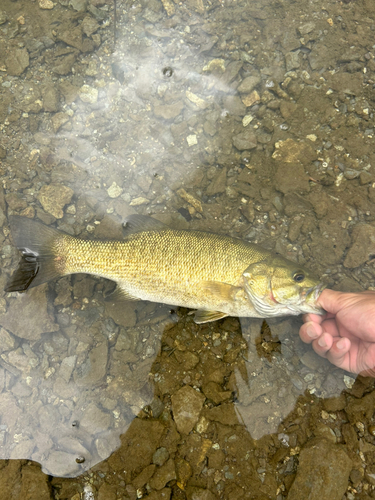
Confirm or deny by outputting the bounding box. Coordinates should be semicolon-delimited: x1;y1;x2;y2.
58;355;77;383
82;15;99;36
147;489;171;500
44;450;81;477
237;75;261;93
69;0;87;11
344;224;375;268
177;188;203;212
79;84;98;103
171;385;205;434
5;192;27;210
328;72;363;96
287;438;352;500
51;112;70;133
38;183;74;218
149;458;176;490
285;51;300;71
153;447;170;466
0;461;52;500
6;48;29;76
80;402;112;434
105;300;137;328
0;327;17;351
43;86;60;112
53;54;76;75
108;419;164;473
223;96;246;116
75;339;108;386
58;25;83;51
59;81;79;104
154;101;184;120
186;487;217;500
232;130;257;151
241;90;260;107
298;22;315;35
0;285;59;341
206;167;227;196
107;182;123;198
0;145;7;159
272;140;313;194
0;12;7;25
39;0;54;9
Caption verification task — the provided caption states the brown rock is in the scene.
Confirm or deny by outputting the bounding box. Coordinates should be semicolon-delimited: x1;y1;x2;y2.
344;224;375;268
38;183;74;218
288;438;352;500
171;385;205;434
6;48;29;76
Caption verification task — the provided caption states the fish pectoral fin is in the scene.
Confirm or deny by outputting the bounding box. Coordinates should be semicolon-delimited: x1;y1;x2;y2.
200;281;240;302
122;214;168;237
194;310;228;324
104;286;140;302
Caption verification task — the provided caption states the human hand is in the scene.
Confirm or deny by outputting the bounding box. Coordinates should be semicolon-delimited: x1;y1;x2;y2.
299;289;375;376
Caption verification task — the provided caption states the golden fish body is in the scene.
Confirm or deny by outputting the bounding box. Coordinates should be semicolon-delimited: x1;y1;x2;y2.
6;215;324;323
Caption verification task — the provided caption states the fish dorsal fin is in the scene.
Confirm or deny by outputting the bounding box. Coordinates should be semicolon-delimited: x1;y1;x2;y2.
122;214;169;237
200;281;240;302
194;310;228;324
104;285;140;302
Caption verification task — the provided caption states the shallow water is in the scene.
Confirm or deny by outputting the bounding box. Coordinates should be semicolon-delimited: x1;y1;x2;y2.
0;0;375;498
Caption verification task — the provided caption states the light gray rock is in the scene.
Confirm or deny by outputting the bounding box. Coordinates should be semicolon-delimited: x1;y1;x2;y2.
0;285;59;341
80;402;112;434
171;385;205;434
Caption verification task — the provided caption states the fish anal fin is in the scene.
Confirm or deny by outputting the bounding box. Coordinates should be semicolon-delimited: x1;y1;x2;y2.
104;286;140;302
122;214;168;237
194;310;228;324
200;281;240;302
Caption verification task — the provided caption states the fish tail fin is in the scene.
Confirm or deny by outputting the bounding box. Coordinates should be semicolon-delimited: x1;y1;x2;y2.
5;216;67;292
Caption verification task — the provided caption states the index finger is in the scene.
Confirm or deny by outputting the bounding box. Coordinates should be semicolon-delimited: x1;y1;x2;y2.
302;311;336;324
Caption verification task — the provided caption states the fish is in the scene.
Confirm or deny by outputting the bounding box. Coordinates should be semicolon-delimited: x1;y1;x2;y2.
5;214;325;323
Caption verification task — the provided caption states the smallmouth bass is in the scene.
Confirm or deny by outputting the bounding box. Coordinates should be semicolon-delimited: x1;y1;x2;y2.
5;215;325;323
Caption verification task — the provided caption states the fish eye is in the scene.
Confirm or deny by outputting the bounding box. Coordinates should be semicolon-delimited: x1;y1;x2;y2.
293;272;305;283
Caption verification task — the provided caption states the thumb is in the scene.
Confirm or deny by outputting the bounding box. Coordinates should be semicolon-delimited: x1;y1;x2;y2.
317;289;349;315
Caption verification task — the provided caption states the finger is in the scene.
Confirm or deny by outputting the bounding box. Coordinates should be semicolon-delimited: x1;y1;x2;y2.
300;321;323;344
302;311;336;324
317;289;348;315
325;337;351;369
311;332;334;357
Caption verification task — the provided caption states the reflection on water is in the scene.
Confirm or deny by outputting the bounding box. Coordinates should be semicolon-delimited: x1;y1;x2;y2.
1;0;375;497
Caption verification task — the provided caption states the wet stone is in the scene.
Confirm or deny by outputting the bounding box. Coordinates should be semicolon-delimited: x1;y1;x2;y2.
344;224;375;268
153;447;169;466
80;402;112;434
79;84;98;103
52;112;70;133
154;101;184;120
223;96;246;116
237;75;261;93
0;285;59;341
38;183;74;218
149;458;176;490
171;385;205;434
287;438;352;500
232;130;257;151
5;48;29;76
43;86;60;112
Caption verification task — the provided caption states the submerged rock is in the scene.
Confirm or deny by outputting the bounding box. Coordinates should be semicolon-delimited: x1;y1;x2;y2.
171;385;205;434
288;438;352;500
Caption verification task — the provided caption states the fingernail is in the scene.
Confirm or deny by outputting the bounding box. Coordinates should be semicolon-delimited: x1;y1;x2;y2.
318;337;326;348
337;339;345;350
306;326;316;339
